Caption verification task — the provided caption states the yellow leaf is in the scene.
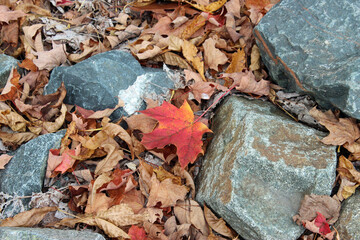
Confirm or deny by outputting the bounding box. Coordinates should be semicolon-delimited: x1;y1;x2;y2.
226;48;246;73
184;0;227;13
180;14;206;40
182;40;206;81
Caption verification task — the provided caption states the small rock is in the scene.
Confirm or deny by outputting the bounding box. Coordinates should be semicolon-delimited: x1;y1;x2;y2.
335;191;360;240
0;227;105;240
0;54;19;88
45;50;175;118
196;96;337;240
0;130;66;217
254;0;360;118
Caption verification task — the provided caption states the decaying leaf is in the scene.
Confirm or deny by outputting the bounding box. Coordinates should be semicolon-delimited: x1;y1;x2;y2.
0;206;57;227
140;101;212;168
0;6;26;24
337;155;360;183
204;205;236;238
184;0;227;13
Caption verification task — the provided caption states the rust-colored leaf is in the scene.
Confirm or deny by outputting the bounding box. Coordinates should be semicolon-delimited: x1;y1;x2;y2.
226;48;246;73
128;225;148;240
140;101;212;168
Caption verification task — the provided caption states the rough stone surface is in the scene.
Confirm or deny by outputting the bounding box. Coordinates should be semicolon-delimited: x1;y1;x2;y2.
45;50;174;118
0;227;106;240
254;0;360;118
335;191;360;240
0;130;66;214
0;54;19;88
196;96;337;240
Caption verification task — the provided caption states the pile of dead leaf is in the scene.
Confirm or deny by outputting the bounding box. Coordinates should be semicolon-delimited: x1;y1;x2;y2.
0;0;359;240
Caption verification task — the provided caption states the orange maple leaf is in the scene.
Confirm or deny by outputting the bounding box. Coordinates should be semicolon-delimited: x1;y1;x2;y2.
140;101;212;168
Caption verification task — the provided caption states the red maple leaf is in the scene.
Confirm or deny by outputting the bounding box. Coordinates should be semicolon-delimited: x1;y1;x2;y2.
128;225;147;240
314;212;332;236
140;101;212;168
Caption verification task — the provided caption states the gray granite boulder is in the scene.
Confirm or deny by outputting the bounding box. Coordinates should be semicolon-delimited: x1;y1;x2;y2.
0;227;105;240
254;0;360;118
45;50;175;119
335;191;360;240
0;54;19;88
196;96;337;240
0;130;66;216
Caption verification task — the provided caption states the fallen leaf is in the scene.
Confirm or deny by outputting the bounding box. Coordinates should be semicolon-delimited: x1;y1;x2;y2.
225;48;246;73
86;172;113;214
293;194;341;225
0;206;57;227
336;176;359;201
140;101;212;168
184;0;227;13
203;38;228;71
189;81;228;102
0;109;28;132
337;155;360;183
174;199;209;236
33;42;67;71
180;14;206;40
182;40;206;81
151;52;192;70
0;68;21;101
129;225;148;240
225;0;243;18
0;131;37;147
53;148;77;175
147;174;188;207
249;44;261;71
222;70;270;96
303;212;335;240
60;204;147;238
309;108;360;147
204;205;236;238
0;154;13;169
0;6;26;24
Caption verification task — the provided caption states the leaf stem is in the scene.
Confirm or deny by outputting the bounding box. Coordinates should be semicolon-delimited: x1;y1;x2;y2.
193;85;235;123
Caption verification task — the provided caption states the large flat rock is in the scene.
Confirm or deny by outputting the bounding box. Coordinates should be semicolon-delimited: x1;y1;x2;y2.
254;0;360;118
335;191;360;240
45;50;174;118
196;96;337;240
0;130;66;217
0;227;105;240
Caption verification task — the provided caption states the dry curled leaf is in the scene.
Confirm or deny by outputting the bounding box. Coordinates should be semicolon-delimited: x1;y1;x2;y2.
204;205;236;238
0;206;57;227
309;108;360;147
